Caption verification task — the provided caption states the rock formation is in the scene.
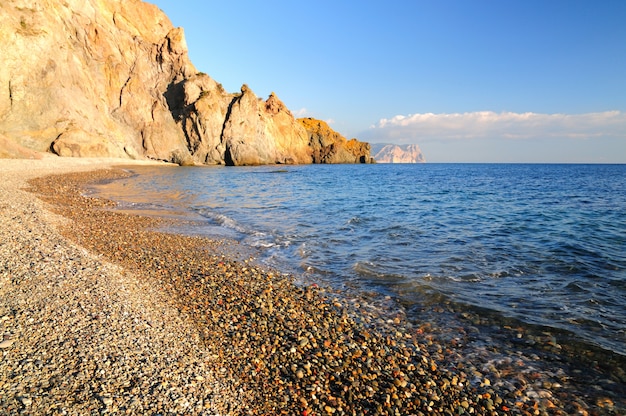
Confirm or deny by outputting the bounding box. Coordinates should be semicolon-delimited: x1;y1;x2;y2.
371;144;426;163
1;0;194;162
298;118;374;164
0;0;371;165
176;81;314;166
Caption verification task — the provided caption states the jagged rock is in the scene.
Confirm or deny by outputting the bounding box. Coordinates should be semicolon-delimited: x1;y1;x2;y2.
298;118;373;164
0;0;371;165
371;144;426;163
0;0;195;163
176;74;231;164
220;86;312;166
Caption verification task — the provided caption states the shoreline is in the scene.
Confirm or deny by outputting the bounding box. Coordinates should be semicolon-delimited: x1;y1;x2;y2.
1;158;239;414
1;158;624;414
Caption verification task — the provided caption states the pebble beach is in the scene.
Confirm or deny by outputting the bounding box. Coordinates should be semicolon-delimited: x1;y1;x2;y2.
1;158;624;415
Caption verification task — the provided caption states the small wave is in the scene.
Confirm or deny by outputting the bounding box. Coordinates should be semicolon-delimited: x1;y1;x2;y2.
565;281;589;293
193;208;249;234
430;273;483;283
487;270;513;278
353;261;406;282
211;213;247;234
247;239;276;248
193;208;283;248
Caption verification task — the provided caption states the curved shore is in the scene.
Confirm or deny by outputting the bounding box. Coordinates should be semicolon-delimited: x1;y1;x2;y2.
1;158;623;415
1;158;238;414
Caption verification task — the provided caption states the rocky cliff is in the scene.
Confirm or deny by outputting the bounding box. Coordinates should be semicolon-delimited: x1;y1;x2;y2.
0;0;371;165
371;144;426;163
298;118;374;164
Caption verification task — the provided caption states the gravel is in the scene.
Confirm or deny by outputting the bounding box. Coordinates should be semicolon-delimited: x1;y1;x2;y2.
1;158;234;415
1;157;624;415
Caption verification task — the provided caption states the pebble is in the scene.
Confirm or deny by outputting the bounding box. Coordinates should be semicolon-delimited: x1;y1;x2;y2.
0;339;14;349
1;164;237;415
0;163;622;415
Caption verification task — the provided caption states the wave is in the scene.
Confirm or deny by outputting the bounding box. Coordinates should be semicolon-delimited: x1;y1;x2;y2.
93;163;626;358
353;261;406;282
193;208;250;234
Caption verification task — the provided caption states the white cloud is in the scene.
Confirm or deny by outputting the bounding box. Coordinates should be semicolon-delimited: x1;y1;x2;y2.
363;111;626;144
292;107;309;118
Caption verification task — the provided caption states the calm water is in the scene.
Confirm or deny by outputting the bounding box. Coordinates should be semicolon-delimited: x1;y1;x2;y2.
93;164;626;357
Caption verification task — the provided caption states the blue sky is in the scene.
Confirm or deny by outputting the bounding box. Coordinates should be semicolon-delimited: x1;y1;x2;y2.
149;1;626;162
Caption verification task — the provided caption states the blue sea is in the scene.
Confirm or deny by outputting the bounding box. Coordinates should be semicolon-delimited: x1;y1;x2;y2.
92;163;626;359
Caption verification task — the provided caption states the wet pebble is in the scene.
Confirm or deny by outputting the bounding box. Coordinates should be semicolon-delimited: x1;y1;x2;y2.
1;167;621;416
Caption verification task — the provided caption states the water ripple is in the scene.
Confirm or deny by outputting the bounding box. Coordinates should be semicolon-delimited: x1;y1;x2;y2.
92;163;626;357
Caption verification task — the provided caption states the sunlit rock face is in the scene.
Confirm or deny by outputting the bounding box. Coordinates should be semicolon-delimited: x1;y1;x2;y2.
0;0;195;161
1;0;371;165
298;118;373;164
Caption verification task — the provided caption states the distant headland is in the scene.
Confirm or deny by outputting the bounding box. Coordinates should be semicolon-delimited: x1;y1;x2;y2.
371;143;426;163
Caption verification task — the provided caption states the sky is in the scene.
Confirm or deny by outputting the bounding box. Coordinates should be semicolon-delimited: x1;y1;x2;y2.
149;1;626;163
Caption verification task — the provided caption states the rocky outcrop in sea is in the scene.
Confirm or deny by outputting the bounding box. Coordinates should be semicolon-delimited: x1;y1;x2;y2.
0;0;371;165
299;118;374;164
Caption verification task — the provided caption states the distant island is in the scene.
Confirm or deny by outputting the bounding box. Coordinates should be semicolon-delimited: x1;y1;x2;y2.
0;0;372;165
371;144;426;163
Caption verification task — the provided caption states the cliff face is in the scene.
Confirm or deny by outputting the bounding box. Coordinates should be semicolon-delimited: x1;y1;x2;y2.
298;118;374;164
166;75;316;166
1;0;194;161
0;0;371;165
372;144;426;163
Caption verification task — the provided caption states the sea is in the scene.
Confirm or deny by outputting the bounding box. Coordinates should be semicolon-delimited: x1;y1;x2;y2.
91;163;626;362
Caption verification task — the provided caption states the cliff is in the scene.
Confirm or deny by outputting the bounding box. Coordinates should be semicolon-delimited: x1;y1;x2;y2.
298;118;374;164
371;144;426;163
0;0;371;165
